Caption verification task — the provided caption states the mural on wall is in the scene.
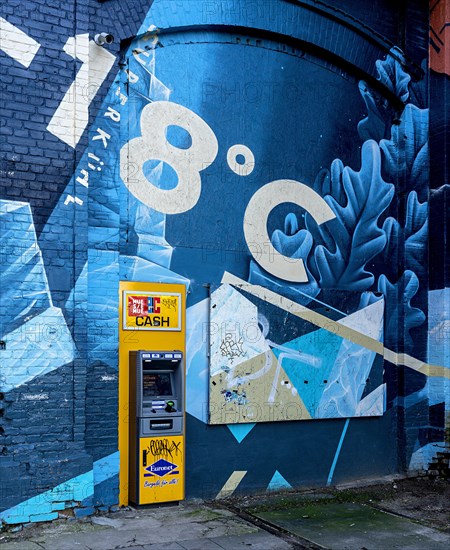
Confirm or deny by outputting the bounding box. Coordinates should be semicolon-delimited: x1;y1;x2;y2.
1;0;448;525
110;0;445;484
209;284;384;423
118;26;434;432
113;1;445;483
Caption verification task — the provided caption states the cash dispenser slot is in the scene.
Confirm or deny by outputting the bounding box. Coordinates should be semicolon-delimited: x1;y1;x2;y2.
150;419;173;430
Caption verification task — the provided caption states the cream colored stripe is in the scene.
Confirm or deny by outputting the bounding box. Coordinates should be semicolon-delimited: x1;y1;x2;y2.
222;272;383;352
221;272;448;378
216;470;247;499
384;350;449;378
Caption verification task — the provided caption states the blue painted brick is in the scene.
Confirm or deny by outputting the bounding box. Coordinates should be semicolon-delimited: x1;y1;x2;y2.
51;502;67;511
29;512;59;523
1;515;31;525
74;506;95;518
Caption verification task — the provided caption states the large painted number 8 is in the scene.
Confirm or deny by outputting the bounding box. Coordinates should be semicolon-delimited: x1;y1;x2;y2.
121;101;218;214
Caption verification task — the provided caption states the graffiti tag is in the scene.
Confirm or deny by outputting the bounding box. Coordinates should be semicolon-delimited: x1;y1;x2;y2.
148;439;182;460
220;334;245;360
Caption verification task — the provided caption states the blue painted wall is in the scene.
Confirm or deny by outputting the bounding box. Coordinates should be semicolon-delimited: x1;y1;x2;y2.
0;0;448;524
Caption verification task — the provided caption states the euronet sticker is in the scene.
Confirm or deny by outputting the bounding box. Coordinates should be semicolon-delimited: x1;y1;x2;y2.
144;459;179;477
144;459;179;488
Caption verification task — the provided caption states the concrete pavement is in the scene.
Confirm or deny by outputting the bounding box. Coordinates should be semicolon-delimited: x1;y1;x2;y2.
0;502;297;550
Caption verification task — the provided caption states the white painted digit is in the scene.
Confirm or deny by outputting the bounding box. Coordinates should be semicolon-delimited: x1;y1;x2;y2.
121;101;218;214
243;179;336;283
46;35;115;148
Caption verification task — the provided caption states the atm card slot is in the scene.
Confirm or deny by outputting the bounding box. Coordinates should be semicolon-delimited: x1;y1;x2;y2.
150;420;173;430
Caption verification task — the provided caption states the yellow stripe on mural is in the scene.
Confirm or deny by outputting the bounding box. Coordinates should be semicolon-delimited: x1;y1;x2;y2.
215;471;247;499
221;272;448;379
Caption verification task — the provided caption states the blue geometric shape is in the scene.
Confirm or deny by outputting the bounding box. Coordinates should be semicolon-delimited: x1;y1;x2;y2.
317;299;383;418
93;451;120;486
0;469;94;524
0;200;51;337
120;255;189;286
0;306;75;392
267;470;292;492
186;298;209;423
326;418;350;486
0;200;76;392
227;423;256;443
273;328;343;417
0;451;119;524
428;288;450;369
87;249;119;369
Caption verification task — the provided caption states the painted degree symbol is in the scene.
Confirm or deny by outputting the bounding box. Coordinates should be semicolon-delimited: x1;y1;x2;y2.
227;144;255;176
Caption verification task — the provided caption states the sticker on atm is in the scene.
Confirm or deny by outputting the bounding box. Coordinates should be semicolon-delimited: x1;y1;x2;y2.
144;459;179;477
123;291;182;331
139;436;184;501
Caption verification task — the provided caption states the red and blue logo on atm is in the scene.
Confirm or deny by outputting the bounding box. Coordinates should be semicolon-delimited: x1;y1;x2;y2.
147;296;160;314
128;295;160;316
144;459;179;477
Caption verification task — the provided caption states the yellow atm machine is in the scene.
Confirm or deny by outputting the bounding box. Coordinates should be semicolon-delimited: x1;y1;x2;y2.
129;350;185;505
120;282;186;507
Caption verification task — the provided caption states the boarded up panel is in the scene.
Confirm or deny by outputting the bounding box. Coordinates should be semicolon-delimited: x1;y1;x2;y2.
208;284;384;424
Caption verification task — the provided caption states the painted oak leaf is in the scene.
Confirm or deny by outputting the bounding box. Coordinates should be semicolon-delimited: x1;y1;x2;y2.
357;47;411;142
357;81;391;142
380;215;402;281
404;191;428;278
310;160;347;254
306;140;395;290
313;162;346;209
375;46;411;103
382;191;428;280
248;213;320;306
380;104;428;195
378;270;425;350
408;58;427;109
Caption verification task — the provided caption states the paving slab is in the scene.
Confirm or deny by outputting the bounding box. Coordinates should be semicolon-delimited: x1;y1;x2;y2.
140;545;186;550
255;501;450;550
0;542;42;550
174;539;223;549
206;532;294;549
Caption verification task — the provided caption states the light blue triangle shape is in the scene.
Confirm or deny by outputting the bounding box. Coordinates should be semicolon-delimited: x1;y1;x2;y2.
267;470;292;491
273;328;343;417
227;423;256;443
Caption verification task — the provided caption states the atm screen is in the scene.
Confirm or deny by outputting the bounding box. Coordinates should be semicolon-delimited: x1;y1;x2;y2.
143;372;173;398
